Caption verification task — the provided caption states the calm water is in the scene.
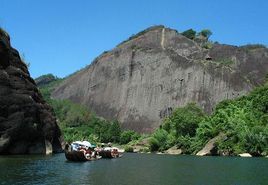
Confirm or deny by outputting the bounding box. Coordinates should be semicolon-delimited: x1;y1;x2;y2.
0;153;267;185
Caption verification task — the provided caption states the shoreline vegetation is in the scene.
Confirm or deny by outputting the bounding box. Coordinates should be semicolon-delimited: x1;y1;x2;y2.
37;74;268;158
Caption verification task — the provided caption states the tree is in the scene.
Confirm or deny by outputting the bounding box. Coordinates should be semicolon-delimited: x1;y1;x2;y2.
149;129;169;151
181;29;196;40
108;121;121;143
199;29;212;40
120;130;135;144
163;103;205;137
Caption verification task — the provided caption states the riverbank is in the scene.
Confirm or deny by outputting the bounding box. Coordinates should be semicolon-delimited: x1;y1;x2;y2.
118;136;268;158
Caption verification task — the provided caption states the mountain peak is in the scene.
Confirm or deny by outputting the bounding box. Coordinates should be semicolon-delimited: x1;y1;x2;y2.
52;27;268;133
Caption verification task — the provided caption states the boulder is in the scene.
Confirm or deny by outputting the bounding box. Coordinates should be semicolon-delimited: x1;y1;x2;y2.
238;153;252;157
196;133;226;156
164;146;182;155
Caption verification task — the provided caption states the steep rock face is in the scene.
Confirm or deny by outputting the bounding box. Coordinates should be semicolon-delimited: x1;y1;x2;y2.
0;29;62;154
52;26;268;132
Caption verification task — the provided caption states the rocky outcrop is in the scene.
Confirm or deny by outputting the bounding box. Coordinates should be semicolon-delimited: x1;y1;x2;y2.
164;146;182;155
238;153;252;157
196;133;226;156
35;74;58;87
0;28;62;154
52;25;268;132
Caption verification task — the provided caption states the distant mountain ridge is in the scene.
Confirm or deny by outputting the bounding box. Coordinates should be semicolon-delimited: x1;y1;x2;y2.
51;25;268;132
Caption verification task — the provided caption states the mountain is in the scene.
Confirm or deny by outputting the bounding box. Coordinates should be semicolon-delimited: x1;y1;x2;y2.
52;25;268;133
35;74;59;87
0;28;62;154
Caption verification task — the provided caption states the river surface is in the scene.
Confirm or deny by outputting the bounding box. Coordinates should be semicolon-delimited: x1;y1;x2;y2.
0;153;267;185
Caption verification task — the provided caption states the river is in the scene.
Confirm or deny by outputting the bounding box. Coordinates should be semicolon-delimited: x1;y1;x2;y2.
0;153;267;185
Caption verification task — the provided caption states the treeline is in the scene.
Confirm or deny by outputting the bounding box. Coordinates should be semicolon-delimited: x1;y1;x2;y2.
149;85;268;156
53;99;141;144
55;100;141;144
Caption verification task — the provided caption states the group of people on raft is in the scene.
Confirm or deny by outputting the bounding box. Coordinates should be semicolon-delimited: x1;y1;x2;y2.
68;141;120;160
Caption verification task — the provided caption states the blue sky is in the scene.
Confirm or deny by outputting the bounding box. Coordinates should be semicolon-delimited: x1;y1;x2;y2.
1;0;267;78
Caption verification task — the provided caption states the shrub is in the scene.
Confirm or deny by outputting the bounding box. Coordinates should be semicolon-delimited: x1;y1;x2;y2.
176;135;194;154
198;29;212;39
202;42;213;49
120;130;135;144
140;147;150;153
181;29;196;40
149;129;169;151
149;137;160;152
120;130;140;144
151;85;268;155
163;103;205;137
124;146;134;152
108;121;121;143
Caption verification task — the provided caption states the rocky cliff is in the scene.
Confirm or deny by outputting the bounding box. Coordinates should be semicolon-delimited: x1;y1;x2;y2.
52;26;268;132
0;28;62;154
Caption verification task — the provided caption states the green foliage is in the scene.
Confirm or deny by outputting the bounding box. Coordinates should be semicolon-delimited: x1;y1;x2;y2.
35;74;56;81
107;121;121;143
149;137;160;152
150;86;268;156
149;103;205;153
181;29;197;40
163;103;205;137
124;145;134;152
196;86;268;156
202;42;213;49
176;135;196;154
149;128;169;152
198;29;213;39
120;130;140;144
140;147;150;153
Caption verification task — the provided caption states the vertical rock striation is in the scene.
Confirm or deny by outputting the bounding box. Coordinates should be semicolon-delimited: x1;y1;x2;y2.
0;28;62;154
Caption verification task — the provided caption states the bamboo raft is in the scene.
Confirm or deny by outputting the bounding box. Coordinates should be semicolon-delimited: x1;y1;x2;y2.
64;144;122;162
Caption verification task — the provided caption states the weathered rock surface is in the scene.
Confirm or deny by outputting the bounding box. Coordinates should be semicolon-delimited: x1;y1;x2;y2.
196;133;226;156
164;146;182;155
238;153;252;157
52;25;268;132
0;29;62;154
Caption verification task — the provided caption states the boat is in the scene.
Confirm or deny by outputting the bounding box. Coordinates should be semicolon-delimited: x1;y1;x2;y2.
97;147;122;159
64;141;101;162
65;145;88;162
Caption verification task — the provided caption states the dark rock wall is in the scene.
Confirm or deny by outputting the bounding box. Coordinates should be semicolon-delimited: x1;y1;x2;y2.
0;29;62;154
52;26;268;133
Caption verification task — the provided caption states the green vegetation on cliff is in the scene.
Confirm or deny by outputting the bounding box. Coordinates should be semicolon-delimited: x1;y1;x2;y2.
181;28;212;41
149;85;268;156
37;74;268;156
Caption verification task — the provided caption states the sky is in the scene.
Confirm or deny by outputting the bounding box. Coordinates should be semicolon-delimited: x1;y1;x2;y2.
0;0;267;78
